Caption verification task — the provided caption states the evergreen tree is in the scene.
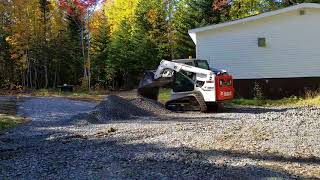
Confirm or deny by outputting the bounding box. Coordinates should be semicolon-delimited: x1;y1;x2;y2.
135;0;170;61
172;0;231;59
65;14;85;85
107;20;136;89
229;0;280;19
39;0;51;88
91;13;111;87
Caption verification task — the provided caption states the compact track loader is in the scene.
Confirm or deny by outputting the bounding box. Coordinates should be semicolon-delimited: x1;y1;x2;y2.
138;59;234;112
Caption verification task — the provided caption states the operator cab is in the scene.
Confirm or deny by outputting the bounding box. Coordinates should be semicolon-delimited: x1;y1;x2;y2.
171;59;234;101
172;59;210;93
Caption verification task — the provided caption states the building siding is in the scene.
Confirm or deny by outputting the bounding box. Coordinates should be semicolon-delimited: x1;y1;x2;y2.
196;8;320;80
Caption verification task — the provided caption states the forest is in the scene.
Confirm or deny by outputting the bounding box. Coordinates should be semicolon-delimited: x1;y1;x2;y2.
0;0;317;91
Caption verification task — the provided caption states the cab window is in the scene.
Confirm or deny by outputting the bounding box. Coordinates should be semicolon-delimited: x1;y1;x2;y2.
173;70;195;92
184;62;194;66
195;60;210;70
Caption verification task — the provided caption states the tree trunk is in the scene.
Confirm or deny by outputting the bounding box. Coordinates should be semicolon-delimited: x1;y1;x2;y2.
81;27;87;79
87;24;91;92
44;64;48;88
34;65;38;89
28;61;32;89
43;1;48;89
53;66;57;88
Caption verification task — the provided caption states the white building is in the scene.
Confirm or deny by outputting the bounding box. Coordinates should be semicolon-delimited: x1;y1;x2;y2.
188;3;320;97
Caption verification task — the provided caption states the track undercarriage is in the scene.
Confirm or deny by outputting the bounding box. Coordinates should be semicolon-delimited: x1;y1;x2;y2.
165;92;208;112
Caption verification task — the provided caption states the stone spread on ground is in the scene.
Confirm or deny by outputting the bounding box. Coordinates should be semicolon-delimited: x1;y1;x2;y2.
0;96;319;179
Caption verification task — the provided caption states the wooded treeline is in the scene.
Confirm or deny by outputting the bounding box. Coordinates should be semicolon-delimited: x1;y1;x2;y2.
0;0;318;90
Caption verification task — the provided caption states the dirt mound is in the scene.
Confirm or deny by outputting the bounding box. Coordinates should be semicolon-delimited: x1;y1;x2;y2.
71;95;170;124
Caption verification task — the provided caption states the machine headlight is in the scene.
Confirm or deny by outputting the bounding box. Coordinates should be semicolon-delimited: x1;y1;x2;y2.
196;81;205;87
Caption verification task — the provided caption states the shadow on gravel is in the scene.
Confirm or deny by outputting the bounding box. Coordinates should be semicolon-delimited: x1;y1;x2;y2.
1;126;316;179
86;140;316;179
98;147;294;179
0;96;18;115
0;138;300;179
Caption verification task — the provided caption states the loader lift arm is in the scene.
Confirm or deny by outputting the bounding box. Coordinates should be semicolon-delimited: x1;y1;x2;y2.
154;60;213;81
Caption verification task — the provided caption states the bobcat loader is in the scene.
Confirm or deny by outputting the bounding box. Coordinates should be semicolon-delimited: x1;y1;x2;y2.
138;59;234;112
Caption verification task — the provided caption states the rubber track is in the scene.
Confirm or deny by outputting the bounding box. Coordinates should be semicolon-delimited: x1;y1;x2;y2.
165;92;207;112
193;92;207;112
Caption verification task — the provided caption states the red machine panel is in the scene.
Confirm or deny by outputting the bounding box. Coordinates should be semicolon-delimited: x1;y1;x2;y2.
215;74;235;101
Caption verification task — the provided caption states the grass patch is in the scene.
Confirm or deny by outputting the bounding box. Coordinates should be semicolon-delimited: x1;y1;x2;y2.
158;88;171;103
0;97;26;131
231;95;320;107
296;95;320;106
0;114;25;131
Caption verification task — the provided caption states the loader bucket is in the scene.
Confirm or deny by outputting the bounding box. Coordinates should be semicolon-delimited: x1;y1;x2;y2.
138;71;173;100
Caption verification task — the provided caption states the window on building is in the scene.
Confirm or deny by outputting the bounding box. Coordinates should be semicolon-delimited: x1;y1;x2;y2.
258;37;266;47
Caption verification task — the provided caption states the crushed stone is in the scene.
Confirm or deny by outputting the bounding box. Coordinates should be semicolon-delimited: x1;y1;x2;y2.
71;95;170;124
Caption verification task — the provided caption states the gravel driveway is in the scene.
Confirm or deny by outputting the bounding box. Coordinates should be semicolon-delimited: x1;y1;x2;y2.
0;96;319;179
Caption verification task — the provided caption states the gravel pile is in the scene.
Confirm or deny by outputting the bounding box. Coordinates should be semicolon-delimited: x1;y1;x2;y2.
130;97;171;114
71;95;170;124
